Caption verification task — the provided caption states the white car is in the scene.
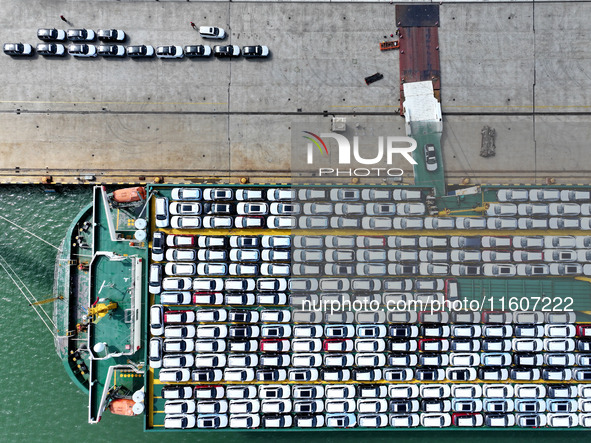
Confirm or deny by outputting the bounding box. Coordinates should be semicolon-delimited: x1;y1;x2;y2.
450;250;481;262
199;26;226;39
260;263;290;276
159;368;190;383
165;248;197;262
544;235;576;248
424;217;455;229
261;235;291;248
549;217;580;229
156;45;184;58
456;217;487;229
543;249;576;262
518;218;548;229
517;203;549;216
481;250;512;262
366;203;396;216
196;263;227;276
397;202;426;215
419;263;449;276
530;188;561;201
267;188;296;201
203;188;233;201
514;236;544;248
549;203;581;216
163;339;195;353
160;291;192;305
4;43;33;55
229;414;260;429
420;413;451;428
549;263;582;275
486;203;517;216
497;189;529;202
164;400;196;415
516;263;549;276
482;263;516;276
171;188;201;200
393;217;424;230
164;414;196;429
361;217;392;230
171;216;201;229
203;215;233;229
163;353;196;368
68;43;97;57
268;216;297;229
487;217;518;230
164;263;196;276
299;188;327;200
513;250;543;262
162;277;192;291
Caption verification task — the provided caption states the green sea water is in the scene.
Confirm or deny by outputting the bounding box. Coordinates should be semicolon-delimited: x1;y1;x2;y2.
0;185;588;443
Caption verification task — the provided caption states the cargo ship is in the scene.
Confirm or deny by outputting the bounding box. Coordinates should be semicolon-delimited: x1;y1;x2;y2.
53;181;591;430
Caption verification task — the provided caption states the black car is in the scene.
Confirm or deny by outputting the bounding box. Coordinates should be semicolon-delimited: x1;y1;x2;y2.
228;310;255;323
213;44;240;58
242;45;269;58
184;45;212;57
37;28;66;41
191;369;218;382
390;400;416;413
204;203;233;215
229;326;256;339
36;43;65;56
388;324;417;338
67;29;96;41
415;368;443;381
256;369;283;382
97;44;125;57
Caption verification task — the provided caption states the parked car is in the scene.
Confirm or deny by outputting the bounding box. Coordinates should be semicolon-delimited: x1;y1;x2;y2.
156;45;184;58
243;45;269;57
68;44;97;57
199;26;226;39
67;29;96;41
497;189;529;202
36;43;66;56
456;217;487;229
37;28;66;41
530;189;560;201
127;45;154;57
97;29;125;41
97;44;125;57
424;144;438;171
184;44;212;57
213;45;240;57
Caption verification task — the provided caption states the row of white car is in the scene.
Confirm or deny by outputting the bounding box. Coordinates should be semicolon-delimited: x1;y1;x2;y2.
158;365;591;385
168;187;425;202
152;350;591;371
163;213;591;230
163;383;591;400
497;189;591;202
163;411;591;429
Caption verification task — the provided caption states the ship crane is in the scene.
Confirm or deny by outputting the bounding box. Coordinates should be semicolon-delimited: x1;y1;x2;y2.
437;203;490;217
86;300;118;323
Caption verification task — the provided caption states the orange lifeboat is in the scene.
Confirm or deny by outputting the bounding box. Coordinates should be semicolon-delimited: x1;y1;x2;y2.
112;187;146;203
109;398;136;416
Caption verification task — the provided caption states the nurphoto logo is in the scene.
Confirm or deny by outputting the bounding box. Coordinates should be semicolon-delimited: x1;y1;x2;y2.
302;131;418;177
